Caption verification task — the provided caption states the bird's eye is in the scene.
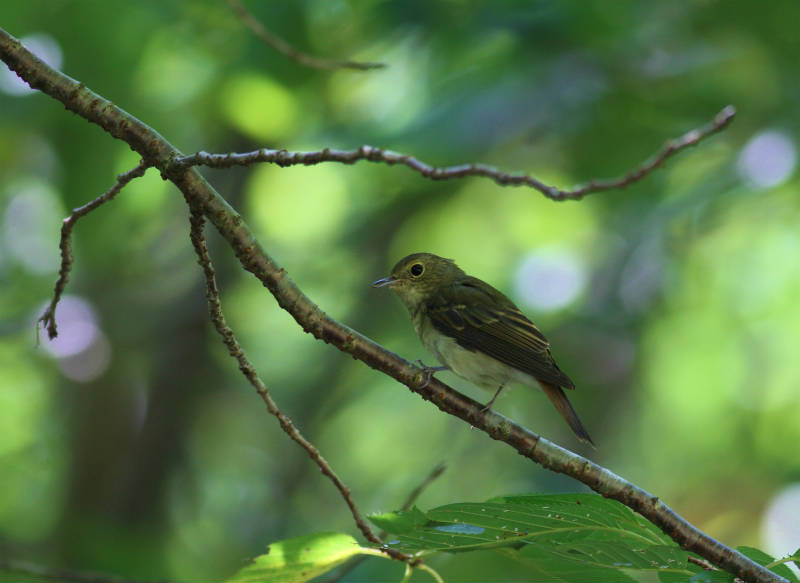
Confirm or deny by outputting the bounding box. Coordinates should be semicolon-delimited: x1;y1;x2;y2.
409;263;424;277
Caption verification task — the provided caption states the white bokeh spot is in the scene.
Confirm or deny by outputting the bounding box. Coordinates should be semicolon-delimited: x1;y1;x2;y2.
737;130;797;189
38;296;112;382
761;483;800;574
514;248;587;312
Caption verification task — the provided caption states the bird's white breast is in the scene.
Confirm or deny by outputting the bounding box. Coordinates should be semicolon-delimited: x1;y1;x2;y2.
414;310;534;392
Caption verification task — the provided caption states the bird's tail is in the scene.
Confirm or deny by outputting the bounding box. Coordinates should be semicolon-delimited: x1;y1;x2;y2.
540;382;595;447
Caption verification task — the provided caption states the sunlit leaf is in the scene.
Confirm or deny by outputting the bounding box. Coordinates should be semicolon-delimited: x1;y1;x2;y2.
225;532;372;583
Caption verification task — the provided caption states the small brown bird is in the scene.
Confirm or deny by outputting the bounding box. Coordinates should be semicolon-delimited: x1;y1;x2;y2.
373;252;594;446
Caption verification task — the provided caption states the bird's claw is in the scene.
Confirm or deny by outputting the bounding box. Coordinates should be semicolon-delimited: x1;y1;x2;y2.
480;384;505;412
414;360;447;388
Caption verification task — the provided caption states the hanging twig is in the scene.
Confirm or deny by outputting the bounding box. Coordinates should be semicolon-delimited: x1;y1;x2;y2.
227;0;385;71
187;209;413;563
37;160;150;341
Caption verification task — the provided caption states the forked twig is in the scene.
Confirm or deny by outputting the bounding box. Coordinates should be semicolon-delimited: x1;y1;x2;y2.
328;462;447;583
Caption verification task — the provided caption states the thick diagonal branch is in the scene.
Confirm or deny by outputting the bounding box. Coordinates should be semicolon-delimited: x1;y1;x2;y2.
0;27;780;583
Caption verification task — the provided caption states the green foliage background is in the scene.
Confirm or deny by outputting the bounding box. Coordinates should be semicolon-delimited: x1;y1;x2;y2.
1;1;799;581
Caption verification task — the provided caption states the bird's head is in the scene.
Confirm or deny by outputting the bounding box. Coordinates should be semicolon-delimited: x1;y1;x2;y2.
372;253;464;309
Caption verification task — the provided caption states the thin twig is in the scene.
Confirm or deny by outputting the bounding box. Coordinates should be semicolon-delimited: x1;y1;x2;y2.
328;462;447;583
187;209;411;564
398;462;446;512
688;555;718;571
36;160;150;341
2;27;780;583
0;559;176;583
175;105;736;201
227;0;385;71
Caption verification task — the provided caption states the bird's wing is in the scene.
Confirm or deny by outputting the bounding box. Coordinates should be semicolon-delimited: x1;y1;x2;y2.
426;277;575;389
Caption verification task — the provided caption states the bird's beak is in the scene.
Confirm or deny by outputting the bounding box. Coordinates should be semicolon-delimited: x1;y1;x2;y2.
371;275;399;288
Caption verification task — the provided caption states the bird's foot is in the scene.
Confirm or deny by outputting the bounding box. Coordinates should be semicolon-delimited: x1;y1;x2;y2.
480;384;505;412
414;360;448;388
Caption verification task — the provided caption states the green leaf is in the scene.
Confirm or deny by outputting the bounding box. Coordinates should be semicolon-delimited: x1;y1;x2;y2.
373;493;699;580
736;546;799;582
374;494;677;554
524;540;692;570
369;506;429;534
514;543;637;583
736;545;776;564
225;532;373;583
792;548;800;565
658;562;706;583
688;570;735;582
485;493;674;545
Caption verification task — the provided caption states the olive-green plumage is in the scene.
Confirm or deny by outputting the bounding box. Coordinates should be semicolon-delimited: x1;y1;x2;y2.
372;252;594;446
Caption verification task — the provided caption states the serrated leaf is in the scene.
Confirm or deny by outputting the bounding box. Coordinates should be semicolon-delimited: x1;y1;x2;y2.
489;493;674;545
225;532;370;583
377;496;678;554
374;493;699;581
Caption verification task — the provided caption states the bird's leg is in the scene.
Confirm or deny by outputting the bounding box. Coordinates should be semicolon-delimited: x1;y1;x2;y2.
414;360;448;388
481;384;505;412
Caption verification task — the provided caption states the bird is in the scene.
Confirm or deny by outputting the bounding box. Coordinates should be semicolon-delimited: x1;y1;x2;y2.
372;252;594;446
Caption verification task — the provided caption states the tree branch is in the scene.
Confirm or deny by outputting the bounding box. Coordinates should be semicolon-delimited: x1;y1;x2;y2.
174;105;735;201
227;0;385;71
187;209;411;563
36;160;150;341
328;462;447;583
1;26;777;583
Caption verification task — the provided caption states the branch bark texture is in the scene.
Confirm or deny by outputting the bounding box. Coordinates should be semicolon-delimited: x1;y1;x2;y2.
173;104;735;202
0;27;780;583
